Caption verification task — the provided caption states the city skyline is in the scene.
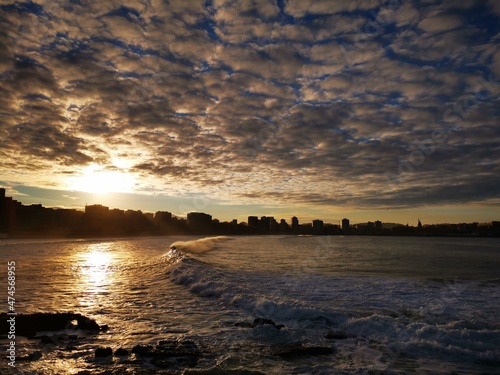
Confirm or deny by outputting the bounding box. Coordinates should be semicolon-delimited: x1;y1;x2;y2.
2;188;498;238
1;1;499;225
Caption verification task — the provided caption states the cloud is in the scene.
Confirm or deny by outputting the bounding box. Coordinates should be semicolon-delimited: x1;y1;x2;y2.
0;0;499;217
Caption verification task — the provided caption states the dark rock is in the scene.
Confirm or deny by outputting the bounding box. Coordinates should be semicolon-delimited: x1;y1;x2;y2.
100;324;109;332
252;318;284;330
40;335;56;344
132;344;154;356
0;313;103;337
76;316;100;331
132;340;201;368
325;331;355;340
235;318;284;330
95;347;113;357
18;351;42;361
155;339;201;358
272;344;334;359
114;348;129;356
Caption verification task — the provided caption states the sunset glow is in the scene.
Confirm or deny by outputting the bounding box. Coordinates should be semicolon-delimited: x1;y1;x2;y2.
68;165;136;195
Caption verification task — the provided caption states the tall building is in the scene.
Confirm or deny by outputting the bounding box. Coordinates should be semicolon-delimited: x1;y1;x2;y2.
260;216;272;233
248;216;259;231
0;188;7;234
312;219;324;234
187;212;212;231
342;218;350;233
291;216;299;233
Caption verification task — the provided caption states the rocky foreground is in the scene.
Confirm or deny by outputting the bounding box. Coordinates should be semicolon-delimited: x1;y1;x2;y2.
0;313;344;374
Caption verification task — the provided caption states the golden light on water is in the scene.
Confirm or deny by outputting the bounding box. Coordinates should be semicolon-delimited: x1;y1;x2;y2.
79;244;114;289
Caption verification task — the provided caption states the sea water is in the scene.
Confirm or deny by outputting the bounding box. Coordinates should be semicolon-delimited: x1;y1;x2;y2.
0;235;499;374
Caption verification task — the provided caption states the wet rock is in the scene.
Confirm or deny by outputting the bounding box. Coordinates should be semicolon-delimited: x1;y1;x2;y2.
132;344;154;356
114;348;129;356
0;312;104;337
18;351;42;361
95;347;113;357
40;335;56;344
325;331;355;340
272;344;334;359
235;318;284;330
132;340;201;368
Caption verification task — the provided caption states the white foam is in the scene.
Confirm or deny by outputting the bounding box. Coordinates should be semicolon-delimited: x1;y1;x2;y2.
169;236;232;254
165;252;500;372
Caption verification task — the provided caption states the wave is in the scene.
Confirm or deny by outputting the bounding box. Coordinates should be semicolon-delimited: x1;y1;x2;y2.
164;251;500;366
169;236;232;254
165;253;344;327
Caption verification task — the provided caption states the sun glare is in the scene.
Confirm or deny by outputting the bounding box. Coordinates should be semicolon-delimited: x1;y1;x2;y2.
68;164;135;194
79;245;114;288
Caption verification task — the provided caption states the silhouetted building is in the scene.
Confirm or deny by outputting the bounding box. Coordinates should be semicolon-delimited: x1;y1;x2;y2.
0;188;7;235
375;220;383;232
280;219;289;233
313;219;324;234
260;216;272;233
291;216;299;234
247;216;259;233
85;204;109;217
187;212;212;233
155;211;172;222
342;218;350;233
84;204;110;235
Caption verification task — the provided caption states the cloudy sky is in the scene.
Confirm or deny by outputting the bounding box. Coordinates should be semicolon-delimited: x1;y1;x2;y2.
1;0;499;224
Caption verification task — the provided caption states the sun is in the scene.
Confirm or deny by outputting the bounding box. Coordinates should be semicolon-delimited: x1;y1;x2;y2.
68;164;136;194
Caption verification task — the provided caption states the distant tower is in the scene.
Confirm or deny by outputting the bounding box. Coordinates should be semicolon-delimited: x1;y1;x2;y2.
418;219;422;229
291;216;299;233
342;218;350;233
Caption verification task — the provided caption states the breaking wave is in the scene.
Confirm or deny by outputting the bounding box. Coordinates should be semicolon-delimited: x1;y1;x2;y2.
169;236;232;254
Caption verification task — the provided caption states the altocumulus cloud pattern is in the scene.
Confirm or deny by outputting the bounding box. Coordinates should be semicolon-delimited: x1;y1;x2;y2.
0;0;499;211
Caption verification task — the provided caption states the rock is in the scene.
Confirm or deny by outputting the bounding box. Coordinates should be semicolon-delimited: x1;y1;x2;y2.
95;347;113;357
76;316;101;331
155;339;201;358
100;324;109;332
132;340;201;368
29;351;42;361
272;344;334;359
40;335;55;344
325;331;355;340
132;344;154;356
252;318;285;330
235;318;284;330
18;351;42;361
0;313;103;337
114;348;129;356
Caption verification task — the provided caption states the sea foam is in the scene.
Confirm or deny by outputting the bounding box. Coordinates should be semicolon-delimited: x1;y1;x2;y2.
169;236;232;254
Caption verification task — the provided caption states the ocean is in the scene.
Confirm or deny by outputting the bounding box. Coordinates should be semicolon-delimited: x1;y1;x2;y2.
0;235;499;374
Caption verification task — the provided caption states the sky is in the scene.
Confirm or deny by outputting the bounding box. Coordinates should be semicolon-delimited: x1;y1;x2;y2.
0;0;499;225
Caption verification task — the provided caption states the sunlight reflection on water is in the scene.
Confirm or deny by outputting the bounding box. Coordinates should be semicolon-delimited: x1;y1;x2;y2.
79;243;114;288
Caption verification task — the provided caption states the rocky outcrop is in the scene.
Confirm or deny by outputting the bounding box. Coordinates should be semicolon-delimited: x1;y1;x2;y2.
132;339;202;369
0;312;105;337
95;347;113;357
235;318;285;330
